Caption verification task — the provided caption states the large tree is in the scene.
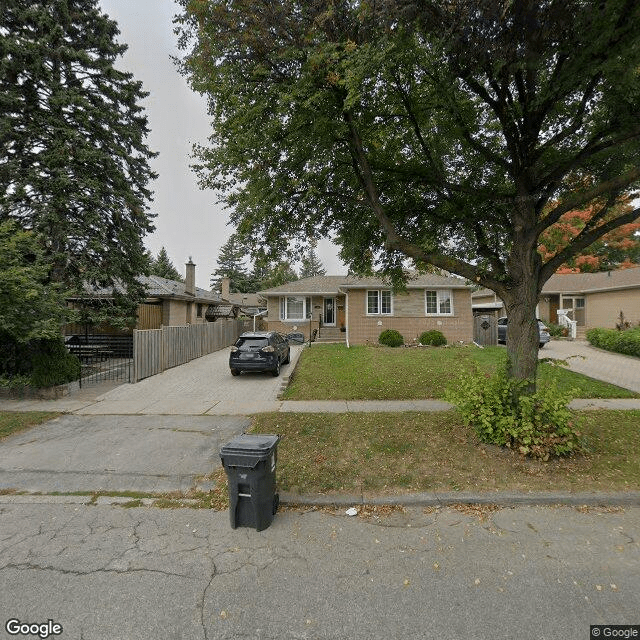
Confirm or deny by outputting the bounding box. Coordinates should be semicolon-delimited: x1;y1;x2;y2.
299;239;327;279
211;233;252;293
176;0;640;391
150;246;183;281
0;0;156;308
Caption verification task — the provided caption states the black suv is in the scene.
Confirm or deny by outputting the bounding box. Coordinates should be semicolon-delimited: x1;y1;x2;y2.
229;332;291;377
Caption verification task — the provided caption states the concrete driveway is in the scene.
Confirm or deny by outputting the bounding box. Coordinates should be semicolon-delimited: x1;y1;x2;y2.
0;344;304;415
539;339;640;394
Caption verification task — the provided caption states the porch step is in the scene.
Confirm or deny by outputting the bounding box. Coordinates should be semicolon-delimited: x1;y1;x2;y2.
576;326;589;340
315;328;346;344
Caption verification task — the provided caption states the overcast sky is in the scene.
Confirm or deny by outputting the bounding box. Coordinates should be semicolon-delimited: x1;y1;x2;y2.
97;0;345;290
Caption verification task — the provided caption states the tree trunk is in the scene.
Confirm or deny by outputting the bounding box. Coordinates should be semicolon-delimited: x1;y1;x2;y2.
501;281;541;395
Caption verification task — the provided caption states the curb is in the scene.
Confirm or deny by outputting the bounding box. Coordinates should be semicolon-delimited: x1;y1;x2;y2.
279;491;640;508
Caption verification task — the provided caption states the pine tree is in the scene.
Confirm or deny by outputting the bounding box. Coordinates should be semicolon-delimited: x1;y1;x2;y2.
299;240;326;278
0;0;157;309
150;247;183;281
211;234;251;293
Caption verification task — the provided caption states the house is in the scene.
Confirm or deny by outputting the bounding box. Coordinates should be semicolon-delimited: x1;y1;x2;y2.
220;277;267;318
471;266;640;330
259;273;474;346
66;259;239;333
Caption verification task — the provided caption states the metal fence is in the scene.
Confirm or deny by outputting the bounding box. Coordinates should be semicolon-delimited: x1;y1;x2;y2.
133;319;244;382
65;334;133;388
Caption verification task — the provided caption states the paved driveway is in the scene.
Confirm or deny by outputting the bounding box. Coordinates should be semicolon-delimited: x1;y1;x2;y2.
539;339;640;394
0;345;304;415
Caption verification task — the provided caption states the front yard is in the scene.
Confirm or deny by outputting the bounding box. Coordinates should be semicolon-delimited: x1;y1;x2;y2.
251;410;640;496
282;344;639;400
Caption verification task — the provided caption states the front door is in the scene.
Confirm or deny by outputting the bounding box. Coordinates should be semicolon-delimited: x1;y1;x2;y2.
323;297;336;326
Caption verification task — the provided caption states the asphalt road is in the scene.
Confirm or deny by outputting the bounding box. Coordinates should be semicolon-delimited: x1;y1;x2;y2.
0;501;637;640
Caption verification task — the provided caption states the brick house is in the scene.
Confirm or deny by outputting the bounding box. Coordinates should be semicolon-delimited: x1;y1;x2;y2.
472;266;640;331
259;274;474;346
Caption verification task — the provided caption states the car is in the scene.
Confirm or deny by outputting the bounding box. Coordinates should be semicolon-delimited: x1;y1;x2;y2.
229;331;290;377
497;317;551;348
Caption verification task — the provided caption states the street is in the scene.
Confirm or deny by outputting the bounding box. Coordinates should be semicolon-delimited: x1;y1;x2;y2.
1;501;638;640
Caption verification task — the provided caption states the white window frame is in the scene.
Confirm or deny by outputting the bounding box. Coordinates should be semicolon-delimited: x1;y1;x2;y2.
366;290;393;316
425;289;454;316
279;296;311;321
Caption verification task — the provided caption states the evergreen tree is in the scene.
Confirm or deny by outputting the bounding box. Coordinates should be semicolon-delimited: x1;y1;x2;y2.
0;0;157;312
299;239;326;278
150;247;183;281
211;234;251;293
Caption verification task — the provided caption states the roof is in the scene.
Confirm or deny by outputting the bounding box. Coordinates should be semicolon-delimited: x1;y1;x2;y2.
259;273;471;295
542;267;640;294
72;275;229;305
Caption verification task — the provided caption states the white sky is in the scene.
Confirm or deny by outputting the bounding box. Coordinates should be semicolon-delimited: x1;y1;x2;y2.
97;0;346;289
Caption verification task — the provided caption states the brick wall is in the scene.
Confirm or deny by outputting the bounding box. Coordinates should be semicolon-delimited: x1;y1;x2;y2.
347;288;473;345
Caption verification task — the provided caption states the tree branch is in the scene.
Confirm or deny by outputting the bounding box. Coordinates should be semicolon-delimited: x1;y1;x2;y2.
537;166;640;234
540;205;640;281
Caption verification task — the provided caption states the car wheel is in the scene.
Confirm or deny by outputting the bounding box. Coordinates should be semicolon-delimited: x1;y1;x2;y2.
284;348;290;364
230;368;240;376
271;360;280;377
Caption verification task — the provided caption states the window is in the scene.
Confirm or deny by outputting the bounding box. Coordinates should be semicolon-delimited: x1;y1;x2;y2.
279;296;311;321
367;290;392;315
425;289;453;315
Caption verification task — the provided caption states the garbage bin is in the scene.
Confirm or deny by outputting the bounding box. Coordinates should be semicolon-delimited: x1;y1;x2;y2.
220;434;280;531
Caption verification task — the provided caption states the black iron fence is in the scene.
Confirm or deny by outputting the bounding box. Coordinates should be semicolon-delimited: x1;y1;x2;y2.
65;334;133;387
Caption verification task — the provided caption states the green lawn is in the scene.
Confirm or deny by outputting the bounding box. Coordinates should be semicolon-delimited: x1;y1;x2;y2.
251;409;640;496
283;344;638;400
0;412;60;440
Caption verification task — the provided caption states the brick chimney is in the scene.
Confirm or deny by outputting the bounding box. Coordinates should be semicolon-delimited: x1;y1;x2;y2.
221;277;230;299
185;257;196;296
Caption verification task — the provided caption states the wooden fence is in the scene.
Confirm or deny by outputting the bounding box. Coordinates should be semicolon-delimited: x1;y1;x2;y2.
133;319;244;382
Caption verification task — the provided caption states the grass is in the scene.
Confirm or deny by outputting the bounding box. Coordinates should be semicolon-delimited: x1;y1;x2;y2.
0;412;61;439
282;344;638;400
250;410;640;496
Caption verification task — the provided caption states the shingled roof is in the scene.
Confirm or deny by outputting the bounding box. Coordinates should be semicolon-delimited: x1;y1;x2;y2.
542;267;640;294
259;273;470;295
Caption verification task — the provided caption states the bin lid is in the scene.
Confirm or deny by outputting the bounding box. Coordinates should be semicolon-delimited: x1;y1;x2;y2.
220;434;280;457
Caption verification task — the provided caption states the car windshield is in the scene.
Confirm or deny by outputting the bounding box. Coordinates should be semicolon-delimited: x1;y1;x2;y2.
236;337;269;351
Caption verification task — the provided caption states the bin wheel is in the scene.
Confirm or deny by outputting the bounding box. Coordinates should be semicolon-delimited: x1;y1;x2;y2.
230;368;240;376
273;493;280;515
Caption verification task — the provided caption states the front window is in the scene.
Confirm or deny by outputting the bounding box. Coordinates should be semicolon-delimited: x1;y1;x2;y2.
367;290;392;315
425;289;453;315
279;296;311;321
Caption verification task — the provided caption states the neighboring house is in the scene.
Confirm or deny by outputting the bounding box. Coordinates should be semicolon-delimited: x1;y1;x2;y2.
259;274;474;346
220;277;267;318
66;259;239;333
472;266;640;329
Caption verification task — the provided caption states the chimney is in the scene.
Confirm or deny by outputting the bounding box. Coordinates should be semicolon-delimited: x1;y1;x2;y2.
221;277;230;299
185;257;196;296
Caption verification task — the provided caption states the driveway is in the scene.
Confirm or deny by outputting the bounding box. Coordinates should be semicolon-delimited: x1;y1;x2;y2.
540;339;640;394
0;344;304;415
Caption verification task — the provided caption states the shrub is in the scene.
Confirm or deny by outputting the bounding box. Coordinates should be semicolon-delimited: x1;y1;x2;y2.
587;326;640;358
29;338;81;388
446;362;582;459
378;329;404;347
545;322;568;338
419;330;447;346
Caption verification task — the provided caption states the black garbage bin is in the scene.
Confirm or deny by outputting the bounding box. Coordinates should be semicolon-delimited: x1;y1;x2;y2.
220;434;280;532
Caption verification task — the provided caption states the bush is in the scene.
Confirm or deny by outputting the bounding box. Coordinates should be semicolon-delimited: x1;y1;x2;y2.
378;329;404;347
419;330;447;346
545;322;568;338
446;362;582;459
587;326;640;358
29;338;81;388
